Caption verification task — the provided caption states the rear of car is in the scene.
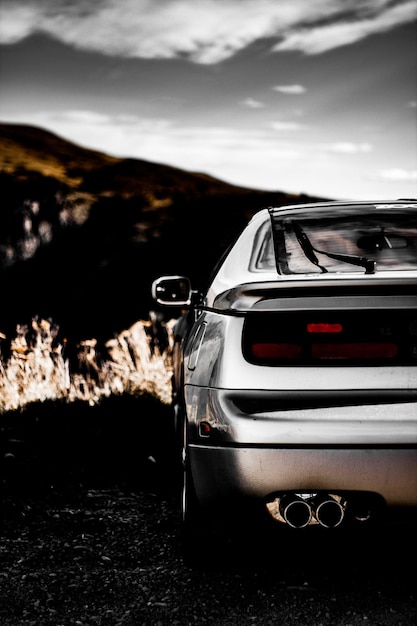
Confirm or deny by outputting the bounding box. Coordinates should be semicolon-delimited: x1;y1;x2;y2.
153;201;417;539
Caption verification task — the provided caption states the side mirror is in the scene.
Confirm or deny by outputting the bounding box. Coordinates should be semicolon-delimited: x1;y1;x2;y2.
151;275;192;306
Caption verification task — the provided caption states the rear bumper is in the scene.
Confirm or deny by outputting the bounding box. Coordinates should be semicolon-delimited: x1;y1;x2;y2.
185;386;417;515
189;444;417;510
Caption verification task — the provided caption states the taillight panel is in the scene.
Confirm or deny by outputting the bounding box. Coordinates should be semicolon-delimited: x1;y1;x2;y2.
307;322;343;334
251;342;303;360
311;342;398;360
243;310;417;366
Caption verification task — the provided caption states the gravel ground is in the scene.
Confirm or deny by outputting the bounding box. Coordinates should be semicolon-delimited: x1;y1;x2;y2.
1;479;416;626
1;397;416;625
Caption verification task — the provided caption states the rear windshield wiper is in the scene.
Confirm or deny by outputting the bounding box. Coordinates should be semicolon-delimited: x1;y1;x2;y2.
291;221;376;274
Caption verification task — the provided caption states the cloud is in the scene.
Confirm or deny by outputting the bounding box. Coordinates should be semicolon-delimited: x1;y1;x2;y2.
271;121;303;131
272;1;417;55
325;142;373;154
377;168;417;182
56;110;113;125
58;110;147;127
0;0;415;63
239;98;265;108
273;85;306;95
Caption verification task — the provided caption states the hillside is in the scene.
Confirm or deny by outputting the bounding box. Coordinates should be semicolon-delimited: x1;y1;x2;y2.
0;122;273;198
0;123;326;342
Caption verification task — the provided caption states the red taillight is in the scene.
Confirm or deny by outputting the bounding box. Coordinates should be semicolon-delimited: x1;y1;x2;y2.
251;343;303;360
312;342;398;360
307;323;343;333
199;422;212;437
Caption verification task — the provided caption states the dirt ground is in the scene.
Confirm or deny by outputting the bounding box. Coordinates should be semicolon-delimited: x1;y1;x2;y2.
1;397;416;625
1;482;417;626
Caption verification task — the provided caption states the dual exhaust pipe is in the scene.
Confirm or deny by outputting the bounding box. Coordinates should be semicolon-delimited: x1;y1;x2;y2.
281;493;345;529
267;493;355;529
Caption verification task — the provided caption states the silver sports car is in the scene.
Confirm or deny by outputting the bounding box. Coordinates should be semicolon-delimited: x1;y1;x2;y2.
152;200;417;556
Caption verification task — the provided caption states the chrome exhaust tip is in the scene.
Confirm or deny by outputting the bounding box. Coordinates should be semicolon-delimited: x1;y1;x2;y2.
279;494;312;529
266;492;374;529
310;494;345;528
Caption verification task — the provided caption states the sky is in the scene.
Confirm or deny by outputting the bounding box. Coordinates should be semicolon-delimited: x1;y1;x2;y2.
0;0;416;201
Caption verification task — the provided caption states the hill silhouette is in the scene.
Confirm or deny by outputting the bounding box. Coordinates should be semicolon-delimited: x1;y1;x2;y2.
0;122;327;342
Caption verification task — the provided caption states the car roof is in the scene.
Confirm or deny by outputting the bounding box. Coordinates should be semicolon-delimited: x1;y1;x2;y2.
269;198;417;214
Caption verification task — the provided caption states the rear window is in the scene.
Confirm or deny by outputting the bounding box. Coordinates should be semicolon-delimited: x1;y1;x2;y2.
254;204;417;275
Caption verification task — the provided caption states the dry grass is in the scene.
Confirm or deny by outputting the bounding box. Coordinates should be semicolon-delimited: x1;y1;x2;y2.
0;317;175;414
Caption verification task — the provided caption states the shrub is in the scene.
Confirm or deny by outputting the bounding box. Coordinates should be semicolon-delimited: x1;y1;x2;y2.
0;317;174;413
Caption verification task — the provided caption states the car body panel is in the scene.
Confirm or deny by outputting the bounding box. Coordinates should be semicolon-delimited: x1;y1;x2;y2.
184;387;417;446
189;445;417;508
